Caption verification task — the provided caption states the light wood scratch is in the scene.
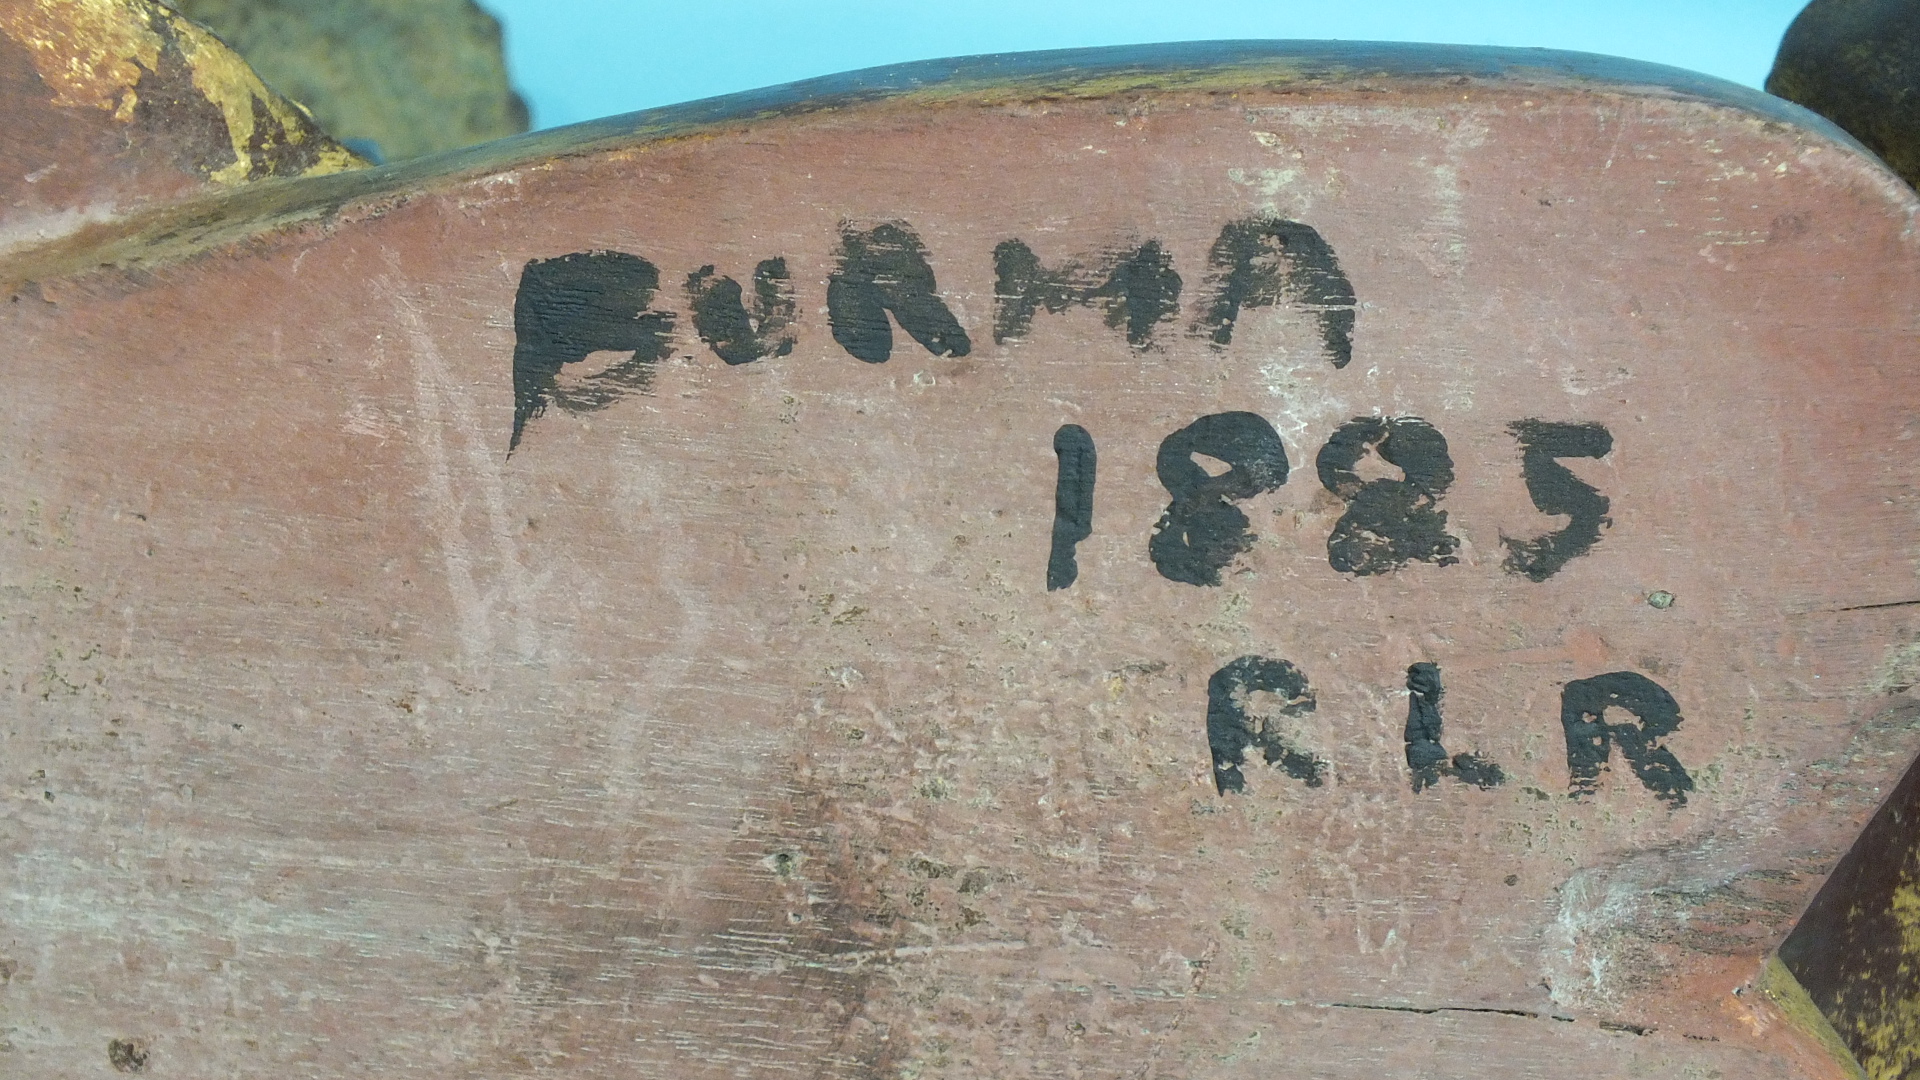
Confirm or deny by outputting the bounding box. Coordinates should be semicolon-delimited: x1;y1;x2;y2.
386;271;540;664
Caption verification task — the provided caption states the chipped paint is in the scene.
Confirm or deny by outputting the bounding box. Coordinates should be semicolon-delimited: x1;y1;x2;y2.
0;0;159;118
1259;350;1361;449
0;0;359;184
1542;867;1643;1010
156;5;358;184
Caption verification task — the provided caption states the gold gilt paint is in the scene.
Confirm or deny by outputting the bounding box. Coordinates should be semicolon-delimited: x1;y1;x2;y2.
0;0;360;182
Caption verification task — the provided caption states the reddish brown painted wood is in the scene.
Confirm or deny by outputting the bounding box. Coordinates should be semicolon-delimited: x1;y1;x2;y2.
0;41;1912;1079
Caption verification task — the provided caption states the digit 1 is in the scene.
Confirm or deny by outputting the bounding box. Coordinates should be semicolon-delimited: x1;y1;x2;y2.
1317;416;1460;576
1047;424;1096;590
1149;412;1290;587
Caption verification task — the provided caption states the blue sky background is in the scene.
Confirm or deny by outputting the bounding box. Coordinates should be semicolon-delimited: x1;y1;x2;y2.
476;2;1810;131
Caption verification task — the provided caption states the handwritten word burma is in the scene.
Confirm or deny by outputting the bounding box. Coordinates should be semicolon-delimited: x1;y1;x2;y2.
504;215;1688;811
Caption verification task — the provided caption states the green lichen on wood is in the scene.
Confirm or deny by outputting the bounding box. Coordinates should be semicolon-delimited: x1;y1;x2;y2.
1761;956;1871;1080
159;0;527;161
1777;706;1920;1080
1768;0;1920;189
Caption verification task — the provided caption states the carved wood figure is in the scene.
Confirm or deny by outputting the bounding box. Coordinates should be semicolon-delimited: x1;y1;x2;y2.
0;2;1913;1076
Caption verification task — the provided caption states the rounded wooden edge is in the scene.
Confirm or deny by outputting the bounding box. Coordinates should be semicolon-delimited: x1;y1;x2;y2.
0;39;1898;290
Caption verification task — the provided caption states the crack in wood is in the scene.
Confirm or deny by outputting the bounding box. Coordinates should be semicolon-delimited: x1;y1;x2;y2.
1836;599;1920;612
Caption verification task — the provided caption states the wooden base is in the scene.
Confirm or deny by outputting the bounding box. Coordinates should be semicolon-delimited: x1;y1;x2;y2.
0;31;1912;1078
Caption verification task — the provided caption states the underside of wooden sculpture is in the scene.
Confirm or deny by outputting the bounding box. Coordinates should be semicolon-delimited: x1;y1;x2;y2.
0;2;1916;1078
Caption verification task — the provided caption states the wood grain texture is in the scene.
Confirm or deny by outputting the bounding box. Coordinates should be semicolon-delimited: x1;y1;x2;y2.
0;41;1912;1079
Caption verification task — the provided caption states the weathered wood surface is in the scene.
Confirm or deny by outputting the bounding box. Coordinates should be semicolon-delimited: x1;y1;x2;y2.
0;38;1915;1079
